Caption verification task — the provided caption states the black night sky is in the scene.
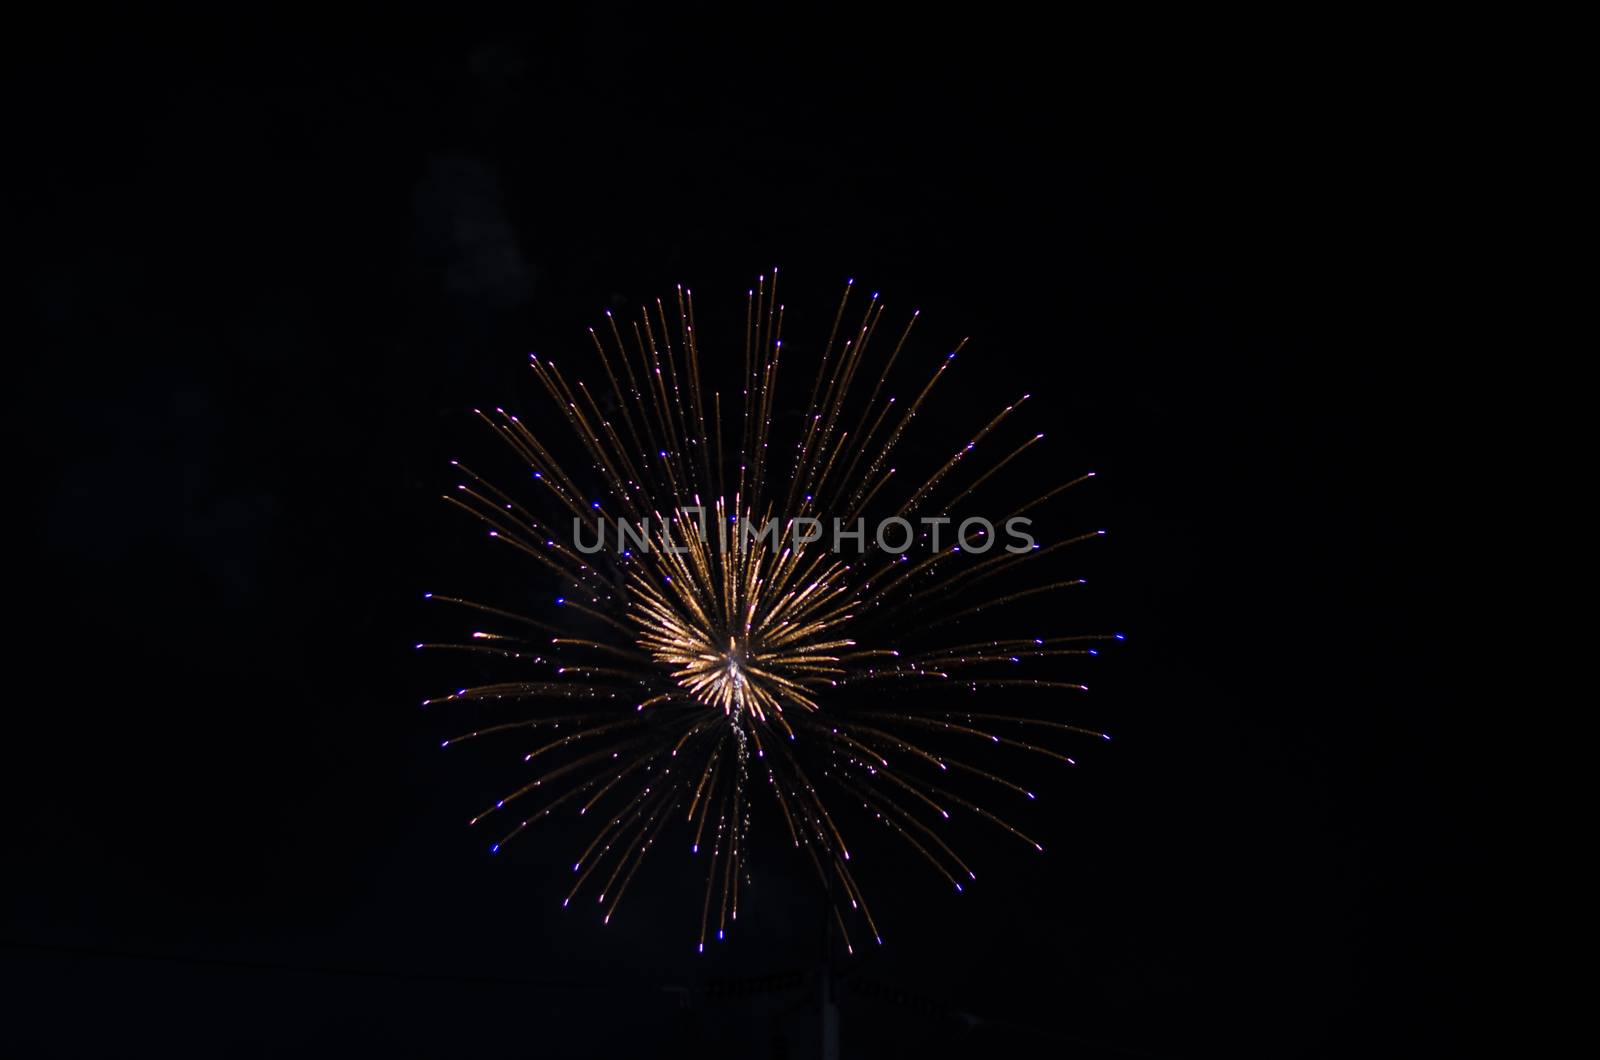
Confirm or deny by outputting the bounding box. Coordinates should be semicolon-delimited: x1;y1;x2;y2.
6;9;1484;1058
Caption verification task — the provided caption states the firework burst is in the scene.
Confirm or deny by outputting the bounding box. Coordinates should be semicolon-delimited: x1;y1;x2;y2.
422;271;1115;952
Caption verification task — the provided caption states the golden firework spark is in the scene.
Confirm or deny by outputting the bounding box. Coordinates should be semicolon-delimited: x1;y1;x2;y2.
423;271;1116;952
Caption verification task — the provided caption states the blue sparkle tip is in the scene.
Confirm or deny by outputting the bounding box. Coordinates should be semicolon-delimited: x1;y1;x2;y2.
1114;632;1126;640
490;844;500;854
556;597;565;604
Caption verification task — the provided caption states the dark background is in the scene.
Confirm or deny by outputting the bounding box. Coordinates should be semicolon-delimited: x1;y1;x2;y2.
5;8;1483;1058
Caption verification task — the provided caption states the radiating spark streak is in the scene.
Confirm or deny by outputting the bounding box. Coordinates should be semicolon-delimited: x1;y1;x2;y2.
483;740;646;816
929;712;1113;740
443;714;633;750
422;594;565;635
872;530;1105;608
870;713;1082;764
834;772;973;887
604;794;680;925
916;579;1091;632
